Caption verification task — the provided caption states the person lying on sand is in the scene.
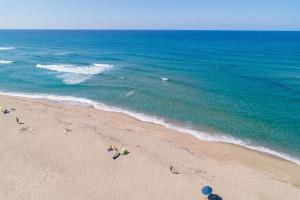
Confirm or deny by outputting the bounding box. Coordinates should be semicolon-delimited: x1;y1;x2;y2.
64;129;71;134
107;145;120;159
170;165;180;174
3;109;10;114
107;146;129;160
16;117;24;124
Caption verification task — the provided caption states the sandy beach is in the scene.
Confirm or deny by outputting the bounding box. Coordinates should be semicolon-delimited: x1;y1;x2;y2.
0;94;300;200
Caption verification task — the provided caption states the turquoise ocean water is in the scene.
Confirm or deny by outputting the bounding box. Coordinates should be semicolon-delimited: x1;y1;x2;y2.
0;30;300;164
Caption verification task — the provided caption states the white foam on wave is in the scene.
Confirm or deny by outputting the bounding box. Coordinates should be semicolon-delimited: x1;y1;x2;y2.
161;77;169;81
57;73;92;85
36;63;113;75
53;51;74;56
0;60;14;64
36;63;113;84
0;90;300;166
0;47;14;51
124;90;135;97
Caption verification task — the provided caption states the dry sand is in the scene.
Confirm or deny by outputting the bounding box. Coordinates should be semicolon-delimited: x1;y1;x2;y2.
0;94;300;199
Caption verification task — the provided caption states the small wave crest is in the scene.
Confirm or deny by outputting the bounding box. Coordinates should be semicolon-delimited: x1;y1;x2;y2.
57;74;92;85
0;90;300;166
53;51;75;56
36;63;113;75
124;90;135;97
0;47;14;51
0;60;14;64
36;63;113;84
161;77;170;81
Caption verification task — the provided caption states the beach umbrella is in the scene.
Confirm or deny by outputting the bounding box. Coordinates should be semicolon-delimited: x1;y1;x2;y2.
120;148;129;155
201;186;212;195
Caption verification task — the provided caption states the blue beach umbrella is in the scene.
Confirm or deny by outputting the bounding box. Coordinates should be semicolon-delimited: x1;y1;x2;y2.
201;186;212;195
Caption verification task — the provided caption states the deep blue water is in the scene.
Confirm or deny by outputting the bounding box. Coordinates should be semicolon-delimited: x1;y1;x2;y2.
1;30;300;163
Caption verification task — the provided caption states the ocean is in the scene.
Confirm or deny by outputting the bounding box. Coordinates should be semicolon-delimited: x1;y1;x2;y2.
0;30;299;164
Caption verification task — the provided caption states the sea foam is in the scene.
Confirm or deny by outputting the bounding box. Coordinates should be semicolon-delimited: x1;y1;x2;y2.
160;77;169;81
57;73;92;85
0;47;14;50
36;63;113;75
0;90;299;166
124;90;135;97
0;60;14;64
36;63;113;84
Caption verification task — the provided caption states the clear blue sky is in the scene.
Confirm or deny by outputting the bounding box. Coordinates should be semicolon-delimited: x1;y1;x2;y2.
0;0;299;30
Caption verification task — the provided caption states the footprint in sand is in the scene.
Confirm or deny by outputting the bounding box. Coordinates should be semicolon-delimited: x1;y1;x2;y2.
57;117;72;126
19;126;35;133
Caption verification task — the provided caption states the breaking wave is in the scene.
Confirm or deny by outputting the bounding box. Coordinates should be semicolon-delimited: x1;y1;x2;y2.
36;63;113;75
0;60;14;64
36;63;113;84
0;47;14;51
124;90;135;97
160;77;170;81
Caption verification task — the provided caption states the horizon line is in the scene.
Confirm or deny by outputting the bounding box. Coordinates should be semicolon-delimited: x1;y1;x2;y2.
0;28;300;32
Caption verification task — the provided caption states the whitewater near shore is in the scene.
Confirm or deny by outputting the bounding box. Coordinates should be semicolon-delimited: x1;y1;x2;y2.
0;94;300;200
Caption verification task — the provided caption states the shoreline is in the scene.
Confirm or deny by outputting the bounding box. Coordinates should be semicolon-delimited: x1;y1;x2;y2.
1;90;300;166
1;93;300;199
